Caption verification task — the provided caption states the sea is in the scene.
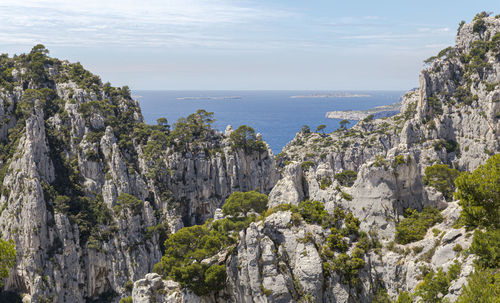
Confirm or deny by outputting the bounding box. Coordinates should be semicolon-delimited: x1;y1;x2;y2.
134;90;405;154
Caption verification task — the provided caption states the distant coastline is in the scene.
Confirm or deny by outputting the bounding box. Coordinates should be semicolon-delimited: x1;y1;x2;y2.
176;96;242;100
325;102;402;120
290;92;371;99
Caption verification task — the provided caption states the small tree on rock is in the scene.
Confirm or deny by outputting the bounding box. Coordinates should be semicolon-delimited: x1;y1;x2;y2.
315;124;326;134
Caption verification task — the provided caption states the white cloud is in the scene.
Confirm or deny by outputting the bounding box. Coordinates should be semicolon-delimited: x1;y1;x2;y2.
0;0;293;48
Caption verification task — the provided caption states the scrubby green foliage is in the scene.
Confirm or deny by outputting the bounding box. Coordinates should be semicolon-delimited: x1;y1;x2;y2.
432;139;459;154
301;125;311;134
119;297;132;303
455;154;499;229
0;239;15;287
415;262;462;303
290;202;372;287
222;191;268;217
319;177;332;190
373;155;389;169
427;96;442;115
113;193;143;216
456;269;500;302
156;191;270;295
395;291;413;303
297;200;331;227
472;18;487;34
157;224;232;296
171;109;215;145
301;161;315;171
469;229;500;269
372;288;391;303
339;120;350;130
315;124;326;133
26;44;51;86
363;114;374;122
403;101;417;121
334;170;357;187
422;164;460;201
69;62;102;92
452;155;500;301
395;207;443;244
229;125;266;153
424;47;454;64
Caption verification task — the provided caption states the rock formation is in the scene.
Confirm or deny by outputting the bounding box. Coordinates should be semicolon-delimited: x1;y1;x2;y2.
129;15;499;303
0;13;498;303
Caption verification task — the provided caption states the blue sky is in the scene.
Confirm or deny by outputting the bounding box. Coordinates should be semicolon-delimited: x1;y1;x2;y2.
0;0;499;90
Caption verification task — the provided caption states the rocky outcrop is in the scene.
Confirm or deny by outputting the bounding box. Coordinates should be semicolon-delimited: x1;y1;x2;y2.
1;14;499;303
0;52;279;302
130;15;499;303
325;101;402;120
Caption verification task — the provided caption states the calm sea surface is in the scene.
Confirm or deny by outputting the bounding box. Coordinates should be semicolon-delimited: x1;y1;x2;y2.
135;90;405;154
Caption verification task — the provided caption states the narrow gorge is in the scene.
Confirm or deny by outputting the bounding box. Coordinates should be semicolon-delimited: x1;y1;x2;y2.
0;14;499;303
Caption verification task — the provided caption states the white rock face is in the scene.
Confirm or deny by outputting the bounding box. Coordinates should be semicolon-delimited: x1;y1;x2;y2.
129;16;499;303
0;65;279;301
2;15;500;303
268;162;304;207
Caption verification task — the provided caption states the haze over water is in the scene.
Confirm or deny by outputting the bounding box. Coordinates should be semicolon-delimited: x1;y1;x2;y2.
136;90;404;153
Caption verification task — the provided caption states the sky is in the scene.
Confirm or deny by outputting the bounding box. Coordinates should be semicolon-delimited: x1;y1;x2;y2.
0;1;499;90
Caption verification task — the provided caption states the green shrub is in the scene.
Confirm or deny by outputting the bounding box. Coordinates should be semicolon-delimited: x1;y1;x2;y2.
298;200;330;226
123;280;134;293
319;177;332;190
395;207;443;244
119;297;133;303
222;191;268;217
229;125;266;153
373;155;388;168
372;288;391;303
423;164;460;201
0;239;16;287
395;291;413;303
456;269;500;302
455;154;499;229
326;228;348;253
315;124;326;133
158;224;232;296
393;155;406;168
327;251;365;286
403;102;417;120
363;114;374;122
203;264;227;292
432;139;459;153
469;229;500;269
427;96;442;115
342;212;360;236
301;161;315;171
452;244;463;253
473;19;486;33
171;109;215;145
341;191;353;201
413;246;424;255
415;262;461;303
114;193;143;216
334;170;357;187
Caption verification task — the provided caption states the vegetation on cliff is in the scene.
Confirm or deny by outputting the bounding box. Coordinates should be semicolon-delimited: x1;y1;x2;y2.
0;239;15;287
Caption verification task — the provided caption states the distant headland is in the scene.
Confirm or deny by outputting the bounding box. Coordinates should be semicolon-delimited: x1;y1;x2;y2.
290;92;371;99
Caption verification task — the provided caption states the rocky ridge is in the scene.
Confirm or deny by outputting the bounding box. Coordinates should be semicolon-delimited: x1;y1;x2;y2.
325;101;402;121
0;51;278;302
130;15;500;303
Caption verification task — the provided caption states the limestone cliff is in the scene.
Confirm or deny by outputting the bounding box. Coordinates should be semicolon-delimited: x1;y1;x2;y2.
130;15;499;303
0;51;278;302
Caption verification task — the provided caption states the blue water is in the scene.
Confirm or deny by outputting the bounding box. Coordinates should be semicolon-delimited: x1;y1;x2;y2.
135;90;404;154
